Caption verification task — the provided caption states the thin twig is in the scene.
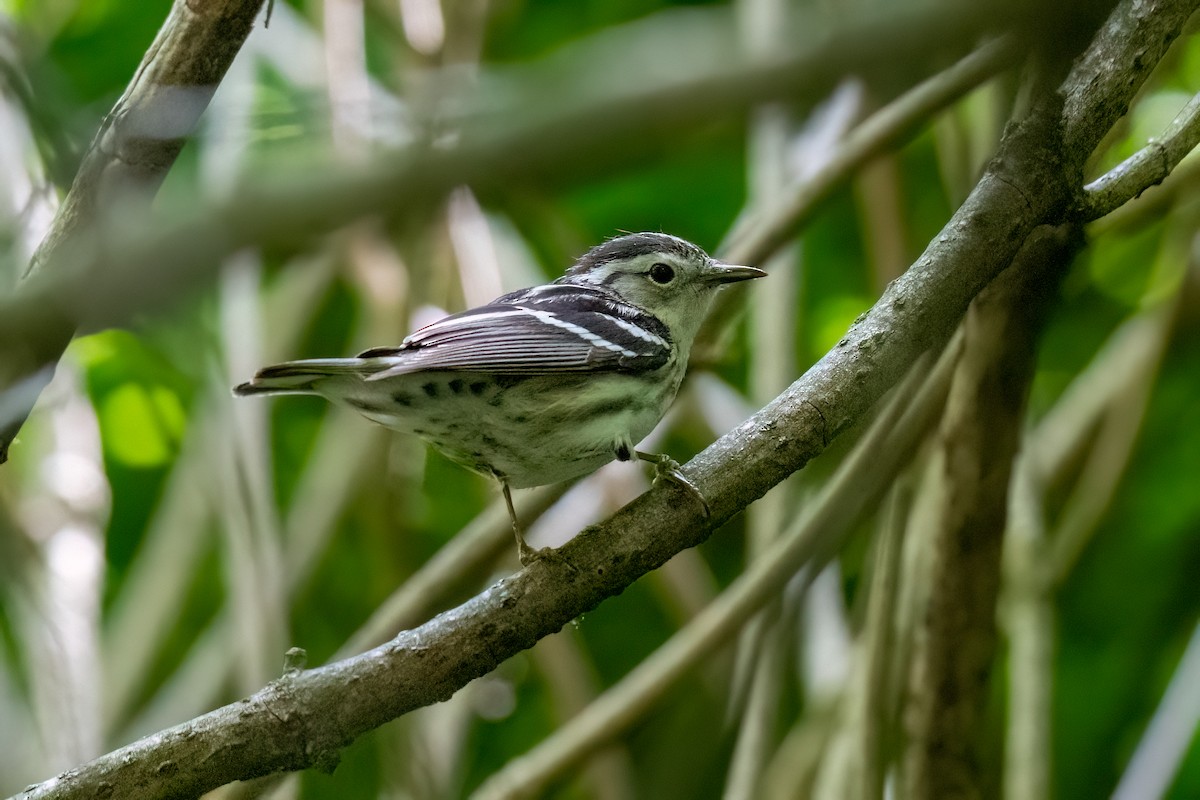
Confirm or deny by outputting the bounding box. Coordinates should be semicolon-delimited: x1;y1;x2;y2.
809;481;911;800
700;34;1019;344
1088;155;1200;236
721;35;1020;268
1111;619;1200;800
1079;91;1200;221
1040;306;1177;587
1002;457;1054;800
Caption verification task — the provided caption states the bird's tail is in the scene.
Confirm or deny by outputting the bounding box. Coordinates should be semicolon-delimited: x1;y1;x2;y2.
233;359;376;397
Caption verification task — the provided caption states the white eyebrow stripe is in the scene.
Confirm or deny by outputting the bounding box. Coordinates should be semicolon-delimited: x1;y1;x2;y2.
607;316;669;348
522;308;638;358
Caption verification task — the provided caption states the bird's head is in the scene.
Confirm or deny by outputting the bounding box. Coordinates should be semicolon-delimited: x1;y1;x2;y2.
558;233;765;345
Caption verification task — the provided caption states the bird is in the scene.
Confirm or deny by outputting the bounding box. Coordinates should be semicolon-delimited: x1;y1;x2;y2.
234;232;765;564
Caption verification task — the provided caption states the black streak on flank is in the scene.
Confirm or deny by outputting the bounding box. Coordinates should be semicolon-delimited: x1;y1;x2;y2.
449;379;466;395
422;382;439;398
469;381;488;396
392;392;413;407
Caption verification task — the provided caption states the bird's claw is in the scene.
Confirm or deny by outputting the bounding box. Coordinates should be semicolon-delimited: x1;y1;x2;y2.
517;539;578;572
517;540;552;567
516;539;540;567
647;454;711;519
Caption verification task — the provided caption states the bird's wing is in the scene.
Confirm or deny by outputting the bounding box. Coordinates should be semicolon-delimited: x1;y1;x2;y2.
361;286;673;379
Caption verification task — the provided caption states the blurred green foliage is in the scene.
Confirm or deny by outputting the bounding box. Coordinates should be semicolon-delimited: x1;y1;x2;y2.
0;1;1197;799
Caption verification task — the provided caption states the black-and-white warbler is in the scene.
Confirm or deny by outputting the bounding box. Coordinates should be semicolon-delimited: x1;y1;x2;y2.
235;232;765;563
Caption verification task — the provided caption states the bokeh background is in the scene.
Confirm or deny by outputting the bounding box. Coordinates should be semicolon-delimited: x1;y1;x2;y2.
0;1;1198;798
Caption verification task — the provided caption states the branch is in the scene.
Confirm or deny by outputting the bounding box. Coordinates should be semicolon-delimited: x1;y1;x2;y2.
1079;90;1200;220
903;224;1079;800
10;1;1200;798
721;36;1021;267
699;33;1021;343
1003;459;1055;800
0;0;266;463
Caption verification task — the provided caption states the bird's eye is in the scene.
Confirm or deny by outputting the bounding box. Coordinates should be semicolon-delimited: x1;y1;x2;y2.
649;263;675;284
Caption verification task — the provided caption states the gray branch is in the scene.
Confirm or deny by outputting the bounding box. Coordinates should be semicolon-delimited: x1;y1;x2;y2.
10;1;1199;798
1080;90;1200;220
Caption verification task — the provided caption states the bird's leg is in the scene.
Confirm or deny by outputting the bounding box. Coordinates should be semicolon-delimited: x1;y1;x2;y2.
614;437;711;519
498;478;542;566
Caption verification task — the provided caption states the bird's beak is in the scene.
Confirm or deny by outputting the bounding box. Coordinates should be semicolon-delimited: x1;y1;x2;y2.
704;261;768;284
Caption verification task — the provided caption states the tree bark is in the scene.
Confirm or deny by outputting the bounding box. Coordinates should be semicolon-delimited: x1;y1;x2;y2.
10;0;1200;798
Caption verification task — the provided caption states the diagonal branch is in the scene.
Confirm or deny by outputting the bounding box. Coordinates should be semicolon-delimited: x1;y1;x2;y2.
1079;90;1200;220
10;2;1199;799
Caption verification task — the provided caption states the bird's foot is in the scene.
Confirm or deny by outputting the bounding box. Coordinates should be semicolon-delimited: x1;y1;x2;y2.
637;451;711;519
516;536;578;572
517;538;551;567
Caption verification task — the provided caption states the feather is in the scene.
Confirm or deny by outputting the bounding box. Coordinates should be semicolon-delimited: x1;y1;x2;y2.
365;286;674;380
233;358;383;396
